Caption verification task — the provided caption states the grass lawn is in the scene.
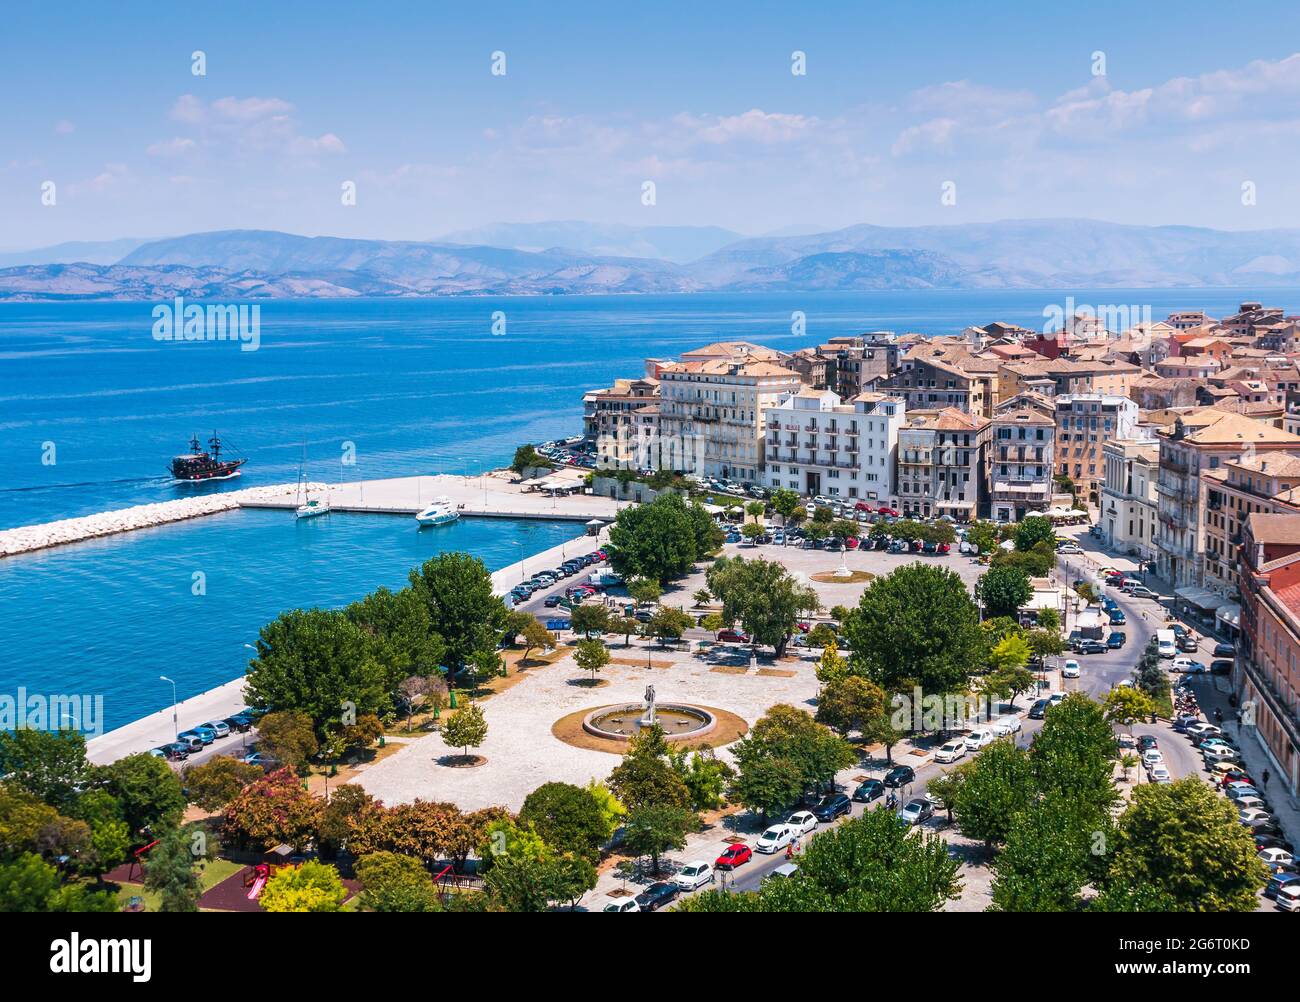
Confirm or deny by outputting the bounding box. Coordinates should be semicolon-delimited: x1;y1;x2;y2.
113;855;243;911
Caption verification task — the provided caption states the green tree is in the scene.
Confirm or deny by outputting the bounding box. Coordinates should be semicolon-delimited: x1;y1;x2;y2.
570;602;610;639
806;623;837;649
964;521;999;555
1105;778;1268;912
745;500;767;520
255;710;320;772
143;826;204;912
485;849;596;911
611;614;640;646
976;565;1033;619
1029;693;1117;815
627;577;663;606
573;638;611;684
97;753;186;838
344;585;446;689
511;444;549;474
607;726;692;810
706;556;812;656
950;738;1037;847
442;703;488;760
182;757;264;812
814;640;850;687
679;808;961;912
517;782;609;862
692;588;712;607
732;705;855;817
814;675;886;739
770;488;800;521
844;563;984;697
0;853;117;912
622;804;691;875
741;522;764;544
645;606;692;645
0;729;88;810
607;493;706;584
70;790;130;880
667;747;734;812
1013;515;1055;552
1103;686;1157;730
245;607;390;737
260;860;347;912
355;851;438;912
408;551;506;683
989;792;1108;912
1036;607;1061;634
517;618;553;664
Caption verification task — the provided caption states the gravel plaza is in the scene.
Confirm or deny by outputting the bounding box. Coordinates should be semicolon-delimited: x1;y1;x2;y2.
352;540;987;812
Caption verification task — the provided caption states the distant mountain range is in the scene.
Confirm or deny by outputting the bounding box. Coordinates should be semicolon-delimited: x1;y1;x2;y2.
6;219;1300;300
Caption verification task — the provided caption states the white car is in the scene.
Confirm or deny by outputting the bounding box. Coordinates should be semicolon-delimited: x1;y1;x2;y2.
1233;794;1268;813
603;898;640;912
992;715;1022;737
1148;765;1172;783
1202;745;1240;764
1057;543;1083;554
1185;722;1221;740
1238;808;1274;829
786;811;818;836
935;739;967;764
964;728;995;752
1277;882;1300;912
756;824;797;854
1142;748;1164;768
1062;659;1081;679
1171;658;1206;674
1047;692;1067;706
674;861;715;891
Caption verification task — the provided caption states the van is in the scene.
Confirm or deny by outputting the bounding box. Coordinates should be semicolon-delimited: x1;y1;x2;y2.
1156;629;1176;659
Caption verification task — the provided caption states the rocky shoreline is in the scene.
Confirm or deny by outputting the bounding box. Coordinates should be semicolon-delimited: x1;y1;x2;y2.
0;482;327;558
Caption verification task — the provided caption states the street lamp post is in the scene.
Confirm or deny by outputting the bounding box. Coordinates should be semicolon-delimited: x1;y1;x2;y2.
159;675;178;739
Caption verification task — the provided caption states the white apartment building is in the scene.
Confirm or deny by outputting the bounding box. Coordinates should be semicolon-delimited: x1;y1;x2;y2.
657;357;802;483
989;398;1056;522
1100;439;1160;563
763;389;905;501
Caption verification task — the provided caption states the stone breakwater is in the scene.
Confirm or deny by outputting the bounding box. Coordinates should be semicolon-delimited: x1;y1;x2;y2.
0;482;326;558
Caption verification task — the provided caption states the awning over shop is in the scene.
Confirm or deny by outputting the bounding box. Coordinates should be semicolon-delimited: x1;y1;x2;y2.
1175;586;1227;612
1216;603;1242;629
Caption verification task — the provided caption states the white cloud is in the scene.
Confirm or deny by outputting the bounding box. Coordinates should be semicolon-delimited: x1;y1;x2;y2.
164;94;345;157
53;120;75;136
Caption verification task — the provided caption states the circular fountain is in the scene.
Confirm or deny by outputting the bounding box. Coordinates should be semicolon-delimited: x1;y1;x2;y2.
582;684;717;742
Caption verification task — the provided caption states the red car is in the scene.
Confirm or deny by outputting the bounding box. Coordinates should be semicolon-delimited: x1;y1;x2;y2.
717;629;750;644
715;844;753;869
854;502;873;512
938;542;950;554
1219;770;1255;788
845;536;859;549
877;507;899;517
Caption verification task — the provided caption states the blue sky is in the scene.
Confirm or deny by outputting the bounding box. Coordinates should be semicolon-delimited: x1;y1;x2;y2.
5;0;1300;248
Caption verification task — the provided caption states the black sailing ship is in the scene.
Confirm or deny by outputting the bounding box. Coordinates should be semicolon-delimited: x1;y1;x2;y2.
170;433;246;482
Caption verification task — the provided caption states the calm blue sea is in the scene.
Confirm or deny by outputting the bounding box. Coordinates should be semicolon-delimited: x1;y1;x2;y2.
1;290;1295;732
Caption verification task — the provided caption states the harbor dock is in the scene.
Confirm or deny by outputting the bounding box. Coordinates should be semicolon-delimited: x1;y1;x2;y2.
0;468;621;559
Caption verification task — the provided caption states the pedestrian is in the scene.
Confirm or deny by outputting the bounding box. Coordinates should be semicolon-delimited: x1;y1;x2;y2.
1263;769;1271;786
1214;708;1222;723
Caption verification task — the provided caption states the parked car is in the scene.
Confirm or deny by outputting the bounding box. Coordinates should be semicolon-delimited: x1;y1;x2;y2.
787;810;819;836
224;713;254;732
992;715;1022;737
1149;765;1172;783
159;742;191;761
1213;642;1237;658
717;629;750;644
1277;882;1300;911
200;720;231;739
1177;634;1199;653
1239;807;1275;829
1028;698;1049;719
1108;608;1127;625
1128;585;1158;599
715;844;753;870
964;728;995;752
1062;659;1081;678
674;861;716;891
1201;745;1239;766
242;751;279;768
603;898;640;912
1142;748;1165;769
852;779;885;803
1057;542;1083;555
811;793;852;822
174;734;203;753
755;824;798;854
1265;870;1300;900
1172;658;1207;674
1107;632;1127;650
634;881;680;911
1209;659;1234;676
179;728;212;746
883;765;916;788
898;798;933;825
936;739;968;763
1076;639;1107;656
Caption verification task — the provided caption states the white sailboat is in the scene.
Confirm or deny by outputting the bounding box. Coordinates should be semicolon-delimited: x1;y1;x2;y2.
295;443;331;519
415;495;459;527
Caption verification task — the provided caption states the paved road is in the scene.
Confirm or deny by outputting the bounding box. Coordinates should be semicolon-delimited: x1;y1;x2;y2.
683;568;1194;900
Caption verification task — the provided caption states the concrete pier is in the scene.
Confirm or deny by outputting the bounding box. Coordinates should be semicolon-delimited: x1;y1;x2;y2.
0;468;622;559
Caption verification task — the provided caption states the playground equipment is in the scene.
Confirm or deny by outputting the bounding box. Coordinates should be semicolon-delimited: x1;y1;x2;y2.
124;838;159;883
241;844;296;902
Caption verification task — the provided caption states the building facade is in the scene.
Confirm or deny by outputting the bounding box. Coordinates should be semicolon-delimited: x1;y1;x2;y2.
1237;513;1300;799
988;399;1056;521
896;408;990;520
1100;439;1160;563
1054;394;1141;504
763;389;905;501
